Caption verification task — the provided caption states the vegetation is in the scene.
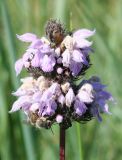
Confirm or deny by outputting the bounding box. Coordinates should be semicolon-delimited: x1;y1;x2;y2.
0;0;122;159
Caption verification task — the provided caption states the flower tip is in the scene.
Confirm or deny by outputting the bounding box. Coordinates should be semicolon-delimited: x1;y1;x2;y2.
56;115;63;123
16;33;37;42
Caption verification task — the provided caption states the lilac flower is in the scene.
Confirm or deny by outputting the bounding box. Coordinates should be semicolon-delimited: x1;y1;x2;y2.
73;29;95;48
15;59;24;76
74;99;87;116
15;33;56;75
30;103;40;112
69;60;83;76
57;67;63;74
41;55;56;72
77;83;94;104
79;76;113;121
61;29;94;76
56;115;63;123
58;94;65;105
44;99;57;116
16;33;37;42
65;88;75;107
62;49;71;67
10;20;113;130
31;51;42;67
9;96;32;113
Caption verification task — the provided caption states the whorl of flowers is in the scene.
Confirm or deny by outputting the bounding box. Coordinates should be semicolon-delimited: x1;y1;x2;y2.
10;19;113;129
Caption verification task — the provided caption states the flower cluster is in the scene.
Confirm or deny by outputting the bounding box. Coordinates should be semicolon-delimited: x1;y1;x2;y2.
10;76;113;129
10;19;113;129
15;25;94;80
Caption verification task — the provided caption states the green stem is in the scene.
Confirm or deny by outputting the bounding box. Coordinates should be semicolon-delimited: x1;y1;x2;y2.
76;123;83;160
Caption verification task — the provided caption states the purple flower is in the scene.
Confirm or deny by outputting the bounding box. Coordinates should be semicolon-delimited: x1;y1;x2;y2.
73;29;95;49
56;115;63;123
41;55;56;72
65;88;75;107
58;94;65;105
15;59;23;76
16;33;37;42
61;30;94;76
69;60;83;76
9;96;32;113
31;51;42;67
73;29;95;39
82;76;113;120
48;83;61;96
62;49;71;67
77;83;94;104
42;99;57;116
74;99;87;116
30;103;40;112
72;49;88;65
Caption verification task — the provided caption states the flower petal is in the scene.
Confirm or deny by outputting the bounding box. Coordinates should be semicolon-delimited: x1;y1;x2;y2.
65;88;75;107
16;33;37;42
56;115;63;123
69;60;83;76
41;55;56;72
31;52;41;67
73;29;95;39
58;94;65;105
75;38;93;49
29;39;42;48
9;96;32;113
15;59;23;76
62;49;71;67
74;99;87;116
72;49;88;65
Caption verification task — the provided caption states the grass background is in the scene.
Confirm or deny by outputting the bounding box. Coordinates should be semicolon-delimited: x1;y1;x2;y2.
0;0;122;160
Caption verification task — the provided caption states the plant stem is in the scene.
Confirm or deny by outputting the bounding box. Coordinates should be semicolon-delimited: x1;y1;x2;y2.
60;127;65;160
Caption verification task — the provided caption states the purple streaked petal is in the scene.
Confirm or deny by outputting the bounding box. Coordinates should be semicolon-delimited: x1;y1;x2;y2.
73;29;95;39
81;47;93;56
15;58;23;76
74;99;87;116
69;60;83;76
91;82;106;91
16;33;37;42
98;90;113;100
90;104;102;122
40;90;52;102
43;99;57;116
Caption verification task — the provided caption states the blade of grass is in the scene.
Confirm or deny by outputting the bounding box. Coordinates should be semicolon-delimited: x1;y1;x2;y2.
76;123;83;160
1;1;36;160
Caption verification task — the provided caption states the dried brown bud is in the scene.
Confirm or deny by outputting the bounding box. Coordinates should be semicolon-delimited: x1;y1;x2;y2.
45;19;66;46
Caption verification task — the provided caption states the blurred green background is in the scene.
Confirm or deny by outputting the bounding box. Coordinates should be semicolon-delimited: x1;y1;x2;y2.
0;0;122;160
